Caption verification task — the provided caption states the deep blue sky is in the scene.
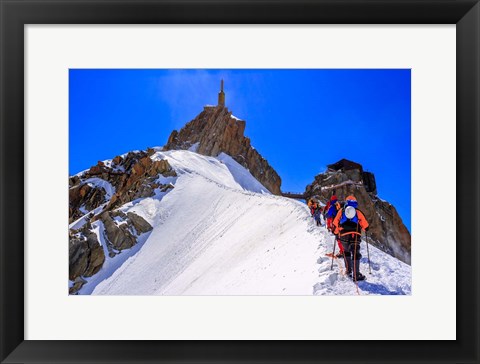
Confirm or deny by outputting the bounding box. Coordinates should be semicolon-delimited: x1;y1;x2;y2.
70;69;411;231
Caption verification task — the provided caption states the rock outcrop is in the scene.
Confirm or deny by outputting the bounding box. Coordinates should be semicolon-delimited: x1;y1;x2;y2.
68;210;154;294
69;150;176;224
69;223;105;293
164;105;281;195
69;183;107;223
305;159;411;265
68;149;174;293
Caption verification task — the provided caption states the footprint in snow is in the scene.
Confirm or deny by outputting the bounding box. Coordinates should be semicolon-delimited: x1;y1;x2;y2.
318;264;334;274
317;256;330;264
326;272;339;285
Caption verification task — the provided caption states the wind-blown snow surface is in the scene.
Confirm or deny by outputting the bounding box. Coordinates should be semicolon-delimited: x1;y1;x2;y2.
87;149;411;295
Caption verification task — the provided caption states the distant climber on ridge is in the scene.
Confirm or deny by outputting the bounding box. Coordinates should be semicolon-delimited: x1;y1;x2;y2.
324;194;344;257
313;203;323;226
333;195;369;281
307;198;316;216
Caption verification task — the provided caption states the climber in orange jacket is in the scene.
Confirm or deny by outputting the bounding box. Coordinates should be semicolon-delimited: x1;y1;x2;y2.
333;195;369;281
308;198;318;216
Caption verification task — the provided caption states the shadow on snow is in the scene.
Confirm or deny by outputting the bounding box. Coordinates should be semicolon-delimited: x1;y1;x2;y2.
357;280;405;295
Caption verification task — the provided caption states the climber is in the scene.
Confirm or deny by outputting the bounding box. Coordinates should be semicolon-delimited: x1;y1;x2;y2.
333;195;369;281
313;203;323;226
307;198;315;216
324;195;344;257
324;195;341;231
309;199;318;216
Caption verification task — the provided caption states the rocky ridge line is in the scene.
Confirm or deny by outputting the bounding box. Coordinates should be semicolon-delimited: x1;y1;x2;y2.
164;105;281;195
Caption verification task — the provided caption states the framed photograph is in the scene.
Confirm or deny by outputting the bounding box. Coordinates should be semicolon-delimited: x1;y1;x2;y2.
1;0;478;363
67;68;412;297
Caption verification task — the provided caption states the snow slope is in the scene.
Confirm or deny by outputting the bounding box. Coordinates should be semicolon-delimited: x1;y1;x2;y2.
80;149;411;296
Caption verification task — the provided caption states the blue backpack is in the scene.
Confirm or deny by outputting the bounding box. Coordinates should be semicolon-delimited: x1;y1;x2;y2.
326;201;340;218
340;209;359;224
340;200;359;225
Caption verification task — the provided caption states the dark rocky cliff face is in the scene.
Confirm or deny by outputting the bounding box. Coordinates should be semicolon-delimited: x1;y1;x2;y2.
305;161;411;265
69;149;176;223
164;105;281;195
68;149;177;293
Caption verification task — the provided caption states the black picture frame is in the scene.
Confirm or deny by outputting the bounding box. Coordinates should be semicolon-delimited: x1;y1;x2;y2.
1;0;479;363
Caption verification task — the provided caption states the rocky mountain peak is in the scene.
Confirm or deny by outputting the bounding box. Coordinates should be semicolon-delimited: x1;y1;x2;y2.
305;159;411;264
163;82;281;195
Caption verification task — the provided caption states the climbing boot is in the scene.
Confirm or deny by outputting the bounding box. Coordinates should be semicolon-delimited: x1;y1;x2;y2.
352;259;366;281
344;256;353;276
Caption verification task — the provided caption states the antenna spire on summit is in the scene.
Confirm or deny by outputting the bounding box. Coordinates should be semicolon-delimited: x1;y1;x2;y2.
218;79;225;107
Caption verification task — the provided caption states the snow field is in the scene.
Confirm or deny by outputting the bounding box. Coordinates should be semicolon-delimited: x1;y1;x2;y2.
92;174;319;295
72;149;411;295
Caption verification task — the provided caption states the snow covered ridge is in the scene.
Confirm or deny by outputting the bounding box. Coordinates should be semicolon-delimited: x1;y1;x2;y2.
69;148;411;295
